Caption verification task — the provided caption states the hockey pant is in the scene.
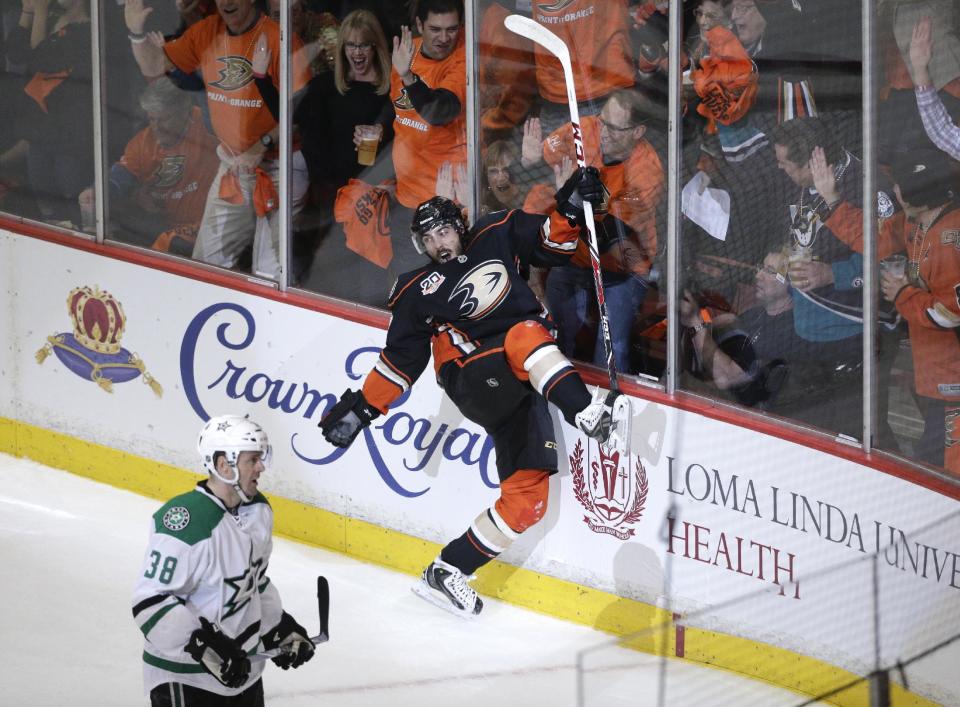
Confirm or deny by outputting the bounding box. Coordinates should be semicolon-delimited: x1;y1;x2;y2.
441;320;593;436
150;679;264;707
438;321;594;574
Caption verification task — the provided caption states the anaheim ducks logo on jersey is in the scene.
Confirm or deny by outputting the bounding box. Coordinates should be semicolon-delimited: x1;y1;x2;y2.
393;87;414;111
537;0;578;11
151;155;186;190
449;260;511;320
210;55;254;91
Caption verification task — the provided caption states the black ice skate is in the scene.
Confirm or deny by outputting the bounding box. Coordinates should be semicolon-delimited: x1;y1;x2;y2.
575;390;632;456
411;557;483;618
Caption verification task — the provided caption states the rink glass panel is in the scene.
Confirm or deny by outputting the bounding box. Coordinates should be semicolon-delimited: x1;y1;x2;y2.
0;0;953;477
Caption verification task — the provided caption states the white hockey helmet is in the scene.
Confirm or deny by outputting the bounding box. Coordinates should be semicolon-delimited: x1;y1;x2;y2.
197;415;272;501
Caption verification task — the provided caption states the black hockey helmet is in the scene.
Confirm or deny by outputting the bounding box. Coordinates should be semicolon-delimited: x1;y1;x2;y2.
410;196;466;254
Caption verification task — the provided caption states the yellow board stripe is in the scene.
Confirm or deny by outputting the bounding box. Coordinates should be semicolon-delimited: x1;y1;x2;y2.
0;417;936;707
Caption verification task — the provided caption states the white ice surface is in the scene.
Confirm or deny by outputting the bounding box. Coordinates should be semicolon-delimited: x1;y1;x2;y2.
0;454;814;706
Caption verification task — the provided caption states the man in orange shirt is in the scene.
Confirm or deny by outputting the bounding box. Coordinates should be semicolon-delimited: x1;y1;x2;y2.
78;78;219;255
124;0;311;279
531;0;636;133
386;0;467;280
522;88;665;373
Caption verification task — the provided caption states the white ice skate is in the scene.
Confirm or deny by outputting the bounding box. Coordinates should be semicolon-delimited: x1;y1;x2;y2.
575;390;632;456
411;557;483;619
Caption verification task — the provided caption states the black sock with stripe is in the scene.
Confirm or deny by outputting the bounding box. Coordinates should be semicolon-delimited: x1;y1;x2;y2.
440;529;497;576
543;371;592;427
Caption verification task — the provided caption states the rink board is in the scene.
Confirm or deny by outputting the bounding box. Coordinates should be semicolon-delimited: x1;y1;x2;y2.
1;230;958;706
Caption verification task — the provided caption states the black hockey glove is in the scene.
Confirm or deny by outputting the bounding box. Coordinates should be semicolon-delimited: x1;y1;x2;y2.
555;166;605;226
186;617;251;688
263;611;315;670
319;388;381;448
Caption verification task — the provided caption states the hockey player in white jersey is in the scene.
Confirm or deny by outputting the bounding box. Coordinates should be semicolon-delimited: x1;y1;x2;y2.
132;415;315;706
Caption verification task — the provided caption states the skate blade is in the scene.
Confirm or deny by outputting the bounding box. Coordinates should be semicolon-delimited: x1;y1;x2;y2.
411;581;481;620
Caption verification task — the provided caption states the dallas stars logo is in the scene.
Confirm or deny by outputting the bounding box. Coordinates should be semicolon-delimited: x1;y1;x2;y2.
222;549;264;620
210;56;254;91
162;506;190;531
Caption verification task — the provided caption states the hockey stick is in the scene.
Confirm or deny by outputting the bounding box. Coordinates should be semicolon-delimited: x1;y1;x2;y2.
252;575;330;662
504;14;620;397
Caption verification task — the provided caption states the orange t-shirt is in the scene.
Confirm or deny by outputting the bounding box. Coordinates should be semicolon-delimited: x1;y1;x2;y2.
390;37;467;209
163;14;309;155
118;106;219;227
532;0;635;104
540;116;664;274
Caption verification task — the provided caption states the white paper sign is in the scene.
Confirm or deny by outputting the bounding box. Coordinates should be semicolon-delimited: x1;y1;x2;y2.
682;171;731;242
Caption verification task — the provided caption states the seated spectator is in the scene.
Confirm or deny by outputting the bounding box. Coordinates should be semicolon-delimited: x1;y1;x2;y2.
910;15;960;162
522;88;665;374
125;0;312;279
78;78;219;255
296;9;397;302
680;249;835;423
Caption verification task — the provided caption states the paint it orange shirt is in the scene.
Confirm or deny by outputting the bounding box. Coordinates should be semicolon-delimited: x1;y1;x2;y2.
541;116;664;274
390;36;467;209
532;0;635;103
163;14;309;155
118;106;219;227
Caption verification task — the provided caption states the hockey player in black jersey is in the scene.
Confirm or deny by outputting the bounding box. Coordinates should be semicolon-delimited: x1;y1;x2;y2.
320;169;630;618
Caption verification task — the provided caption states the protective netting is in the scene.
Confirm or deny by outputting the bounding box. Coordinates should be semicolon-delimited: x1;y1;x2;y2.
576;508;960;707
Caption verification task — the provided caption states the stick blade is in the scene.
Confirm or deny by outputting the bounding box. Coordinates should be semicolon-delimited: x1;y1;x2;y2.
316;575;330;643
504;14;572;67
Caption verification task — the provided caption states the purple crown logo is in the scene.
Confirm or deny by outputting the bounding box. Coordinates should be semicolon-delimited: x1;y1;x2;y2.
36;285;162;396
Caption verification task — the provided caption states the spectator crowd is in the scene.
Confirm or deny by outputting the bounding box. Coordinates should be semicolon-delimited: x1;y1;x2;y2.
0;0;957;476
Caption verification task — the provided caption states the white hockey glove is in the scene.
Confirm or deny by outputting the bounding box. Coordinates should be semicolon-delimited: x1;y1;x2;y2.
263;611;315;670
185;617;251;688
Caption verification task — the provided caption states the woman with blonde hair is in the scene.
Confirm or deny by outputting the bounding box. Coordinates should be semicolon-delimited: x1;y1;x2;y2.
295;9;395;302
333;9;391;96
